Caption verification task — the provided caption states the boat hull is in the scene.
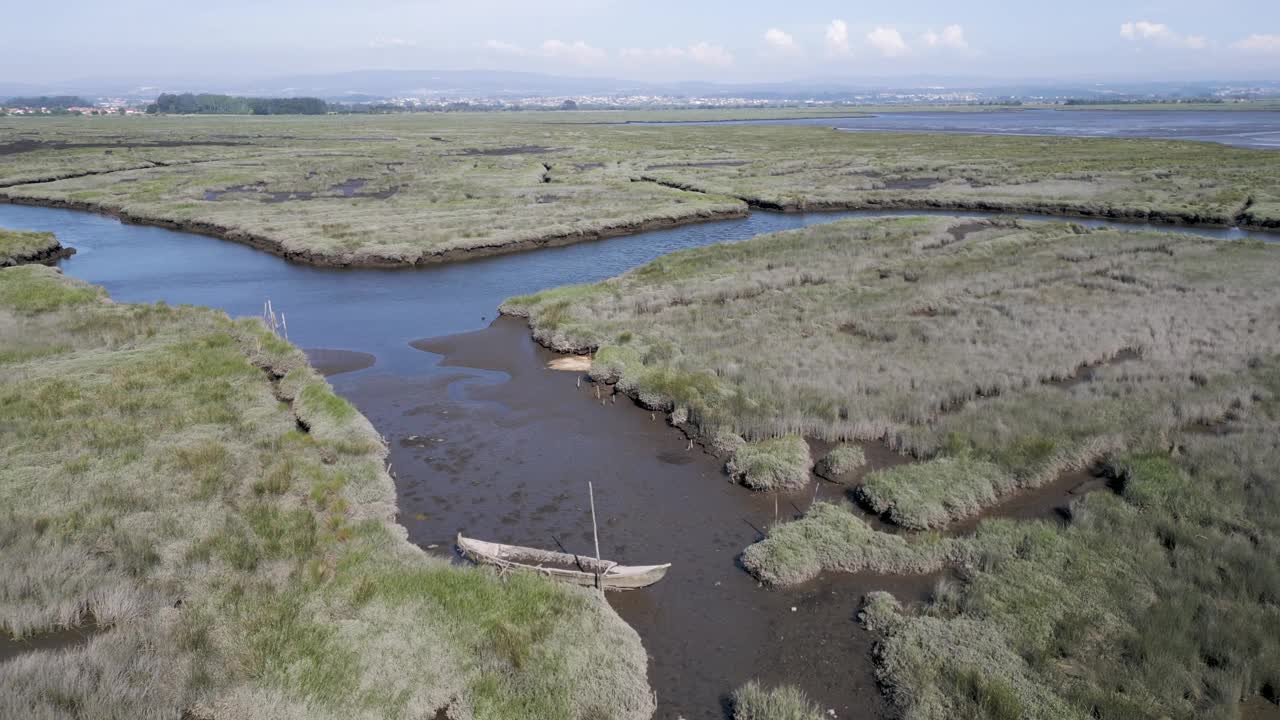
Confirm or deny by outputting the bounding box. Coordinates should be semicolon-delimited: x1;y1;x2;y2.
456;534;670;591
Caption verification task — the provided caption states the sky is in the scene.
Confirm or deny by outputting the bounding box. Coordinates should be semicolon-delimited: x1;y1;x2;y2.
5;0;1280;85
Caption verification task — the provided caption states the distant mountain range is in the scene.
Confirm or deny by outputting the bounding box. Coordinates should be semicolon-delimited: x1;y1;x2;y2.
2;70;1277;103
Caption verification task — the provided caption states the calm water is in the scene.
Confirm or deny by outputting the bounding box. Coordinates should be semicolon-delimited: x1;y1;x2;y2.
631;109;1280;149
1;203;1267;374
3;201;1277;717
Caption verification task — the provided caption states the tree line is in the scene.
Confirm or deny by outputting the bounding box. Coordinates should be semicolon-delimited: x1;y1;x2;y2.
1;96;92;108
147;93;328;115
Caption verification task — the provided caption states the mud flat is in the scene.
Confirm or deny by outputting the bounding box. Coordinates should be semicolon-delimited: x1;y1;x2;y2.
303;348;376;376
373;317;1108;718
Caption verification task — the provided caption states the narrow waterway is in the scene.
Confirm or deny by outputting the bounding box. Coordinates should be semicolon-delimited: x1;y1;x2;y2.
2;201;1275;717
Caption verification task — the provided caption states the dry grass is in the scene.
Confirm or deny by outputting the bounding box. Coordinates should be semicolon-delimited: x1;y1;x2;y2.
0;265;654;720
1;113;1277;266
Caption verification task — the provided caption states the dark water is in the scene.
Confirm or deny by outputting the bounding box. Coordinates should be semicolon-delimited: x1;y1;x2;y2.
2;201;1278;717
630;109;1280;149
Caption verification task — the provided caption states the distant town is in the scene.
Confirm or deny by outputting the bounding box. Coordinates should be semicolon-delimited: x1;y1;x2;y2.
3;81;1278;116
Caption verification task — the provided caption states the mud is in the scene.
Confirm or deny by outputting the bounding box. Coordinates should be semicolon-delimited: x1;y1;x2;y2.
203;179;399;203
646;161;750;170
1242;695;1280;720
0;139;249;156
304;348;376;377
879;177;944;190
0;619;102;664
354;316;937;719
1050;348;1142;389
454;145;561;156
946;466;1113;536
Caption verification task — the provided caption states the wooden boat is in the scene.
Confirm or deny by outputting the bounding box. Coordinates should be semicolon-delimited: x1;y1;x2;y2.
456;533;670;591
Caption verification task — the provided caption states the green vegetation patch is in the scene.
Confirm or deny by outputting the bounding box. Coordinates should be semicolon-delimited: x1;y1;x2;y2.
726;435;812;491
857;456;1012;529
0;265;654;720
814;444;866;481
0;228;64;266
732;680;825;720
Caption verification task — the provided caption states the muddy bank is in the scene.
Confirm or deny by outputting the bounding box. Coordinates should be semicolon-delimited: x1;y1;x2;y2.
0;241;75;267
0;194;749;269
303;348;376;377
349;316;949;718
633;176;1272;231
0;619;102;664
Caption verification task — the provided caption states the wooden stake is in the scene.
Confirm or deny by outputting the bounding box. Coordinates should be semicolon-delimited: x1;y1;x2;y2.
589;482;603;596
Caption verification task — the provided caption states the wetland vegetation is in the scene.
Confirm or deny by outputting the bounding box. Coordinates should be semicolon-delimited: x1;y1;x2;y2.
4;108;1280;720
0;113;1277;266
507;215;1280;718
0;265;653;720
0;227;71;266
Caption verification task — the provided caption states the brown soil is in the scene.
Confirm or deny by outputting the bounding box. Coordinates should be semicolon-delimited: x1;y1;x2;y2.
1242;696;1280;720
880;177;943;190
303;348;376;377
350;317;937;719
647;161;750;170
454;146;562;156
204;179;399;203
946;466;1113;536
0;139;249;157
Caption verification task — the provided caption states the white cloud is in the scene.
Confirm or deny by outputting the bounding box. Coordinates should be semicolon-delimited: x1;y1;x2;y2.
688;42;734;66
484;39;606;64
621;42;734;67
1120;20;1207;49
540;39;607;64
1234;34;1280;53
764;28;798;54
370;37;416;49
825;19;850;56
867;27;909;57
484;39;526;54
922;25;967;50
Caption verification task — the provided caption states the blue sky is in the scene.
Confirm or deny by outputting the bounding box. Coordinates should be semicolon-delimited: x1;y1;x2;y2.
6;0;1280;83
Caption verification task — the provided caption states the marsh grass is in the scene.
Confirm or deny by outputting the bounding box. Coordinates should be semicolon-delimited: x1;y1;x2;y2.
732;680;825;720
0;265;654;720
0;228;64;266
726;435;812;491
2;114;1277;266
813;443;865;481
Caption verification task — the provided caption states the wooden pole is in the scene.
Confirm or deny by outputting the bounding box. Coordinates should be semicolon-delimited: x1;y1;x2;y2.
589;482;603;595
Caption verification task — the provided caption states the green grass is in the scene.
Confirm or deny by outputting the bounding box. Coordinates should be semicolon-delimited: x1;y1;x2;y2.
732;680;825;720
857;456;1012;529
726;435;812;491
0;228;64;266
0;266;654;720
502;215;1280;718
0;264;103;311
814;443;866;481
